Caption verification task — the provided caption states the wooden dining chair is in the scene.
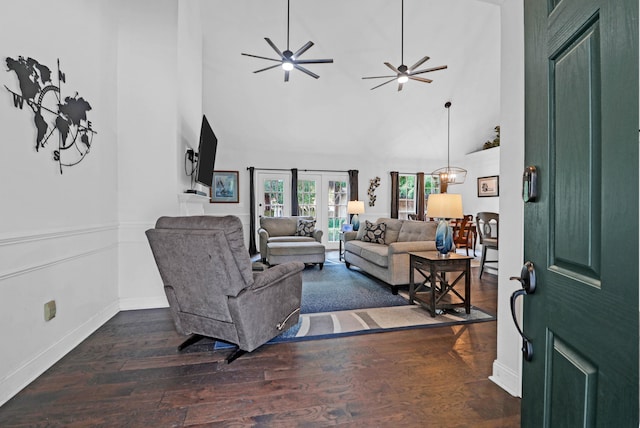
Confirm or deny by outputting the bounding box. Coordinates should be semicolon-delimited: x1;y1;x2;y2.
453;214;474;256
476;212;499;278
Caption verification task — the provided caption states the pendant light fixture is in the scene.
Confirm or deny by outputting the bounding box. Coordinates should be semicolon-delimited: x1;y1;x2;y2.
432;101;467;188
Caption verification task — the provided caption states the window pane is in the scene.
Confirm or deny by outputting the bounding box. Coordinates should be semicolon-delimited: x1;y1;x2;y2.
327;180;348;242
297;179;317;221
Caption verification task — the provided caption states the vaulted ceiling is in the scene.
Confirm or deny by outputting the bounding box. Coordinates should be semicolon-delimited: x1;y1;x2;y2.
200;0;501;164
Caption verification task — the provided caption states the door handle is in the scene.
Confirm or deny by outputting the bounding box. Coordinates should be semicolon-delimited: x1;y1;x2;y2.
510;261;536;362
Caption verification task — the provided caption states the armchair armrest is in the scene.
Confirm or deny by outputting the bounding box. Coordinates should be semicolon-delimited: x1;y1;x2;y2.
250;262;305;291
343;231;358;241
258;228;270;259
388;241;436;255
312;229;323;242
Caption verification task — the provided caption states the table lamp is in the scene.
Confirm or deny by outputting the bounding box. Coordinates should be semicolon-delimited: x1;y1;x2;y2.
426;193;463;257
347;200;365;231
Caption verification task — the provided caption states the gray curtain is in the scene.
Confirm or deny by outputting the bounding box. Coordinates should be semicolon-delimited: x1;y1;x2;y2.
248;167;257;255
291;168;299;216
348;169;359;200
390;171;399;219
416;172;425;221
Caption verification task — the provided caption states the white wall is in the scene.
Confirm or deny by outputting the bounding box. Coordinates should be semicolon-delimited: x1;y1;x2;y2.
489;0;525;397
116;0;191;310
0;0;120;405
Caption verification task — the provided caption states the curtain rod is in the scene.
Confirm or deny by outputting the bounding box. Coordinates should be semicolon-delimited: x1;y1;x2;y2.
247;167;349;173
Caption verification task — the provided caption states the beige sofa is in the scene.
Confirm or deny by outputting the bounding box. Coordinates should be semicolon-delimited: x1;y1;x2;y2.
343;218;437;294
258;216;325;267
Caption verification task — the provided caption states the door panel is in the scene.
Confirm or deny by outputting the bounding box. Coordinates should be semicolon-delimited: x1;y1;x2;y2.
551;17;601;280
523;0;638;426
256;172;290;219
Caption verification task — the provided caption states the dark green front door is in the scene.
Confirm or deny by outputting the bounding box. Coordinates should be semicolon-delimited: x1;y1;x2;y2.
523;0;638;426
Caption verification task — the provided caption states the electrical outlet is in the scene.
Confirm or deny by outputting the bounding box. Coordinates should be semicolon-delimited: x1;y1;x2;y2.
44;300;56;321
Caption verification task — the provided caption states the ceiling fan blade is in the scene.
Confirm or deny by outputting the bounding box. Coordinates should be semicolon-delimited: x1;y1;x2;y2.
253;64;282;73
397;82;404;92
241;53;282;63
294;64;320;79
362;75;396;80
264;38;284;58
408;56;430;72
410;65;448;76
409;75;433;83
293;41;314;58
295;58;334;64
384;62;400;74
369;77;396;90
284;70;290;82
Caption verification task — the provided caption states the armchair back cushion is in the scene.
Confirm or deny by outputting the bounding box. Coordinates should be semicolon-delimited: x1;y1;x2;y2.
146;215;304;352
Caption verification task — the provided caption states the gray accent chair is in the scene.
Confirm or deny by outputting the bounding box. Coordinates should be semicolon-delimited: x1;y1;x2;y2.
146;215;304;363
258;216;323;263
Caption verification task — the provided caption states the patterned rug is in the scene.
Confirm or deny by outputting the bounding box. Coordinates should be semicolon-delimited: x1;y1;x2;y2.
215;261;495;348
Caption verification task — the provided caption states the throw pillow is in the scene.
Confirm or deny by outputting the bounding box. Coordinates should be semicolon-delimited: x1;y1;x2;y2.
296;218;316;237
361;220;386;244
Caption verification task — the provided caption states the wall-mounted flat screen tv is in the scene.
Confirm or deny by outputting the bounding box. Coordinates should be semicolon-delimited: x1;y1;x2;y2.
195;115;217;187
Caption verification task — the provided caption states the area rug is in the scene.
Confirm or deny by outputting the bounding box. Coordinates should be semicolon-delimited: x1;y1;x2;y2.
215;262;495;349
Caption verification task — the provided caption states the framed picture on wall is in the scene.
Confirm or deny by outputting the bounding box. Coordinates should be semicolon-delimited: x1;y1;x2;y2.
477;175;499;197
210;170;239;203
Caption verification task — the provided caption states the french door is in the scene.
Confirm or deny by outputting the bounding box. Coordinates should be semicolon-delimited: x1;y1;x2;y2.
255;171;349;249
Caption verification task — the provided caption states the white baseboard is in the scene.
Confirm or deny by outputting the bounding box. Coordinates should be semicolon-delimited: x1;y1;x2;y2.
119;296;168;311
0;300;120;407
489;359;522;398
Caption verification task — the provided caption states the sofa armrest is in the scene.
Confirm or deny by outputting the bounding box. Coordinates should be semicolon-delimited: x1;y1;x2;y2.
258;228;270;259
388;241;436;255
312;229;323;242
251;262;305;291
343;231;358;241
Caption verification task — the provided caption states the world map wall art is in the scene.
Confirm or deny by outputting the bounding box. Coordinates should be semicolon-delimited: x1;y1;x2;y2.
4;56;96;174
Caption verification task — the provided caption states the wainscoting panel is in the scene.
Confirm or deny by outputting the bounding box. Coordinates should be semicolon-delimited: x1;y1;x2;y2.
0;224;120;407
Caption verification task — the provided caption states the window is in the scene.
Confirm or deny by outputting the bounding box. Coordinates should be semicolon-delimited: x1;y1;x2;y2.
398;174;416;220
425;175;440;194
297;179;317;217
327;180;348;242
424;175;441;218
263;179;285;217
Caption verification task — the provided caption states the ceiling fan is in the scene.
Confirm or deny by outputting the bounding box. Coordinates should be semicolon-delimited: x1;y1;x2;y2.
241;0;333;82
363;0;448;91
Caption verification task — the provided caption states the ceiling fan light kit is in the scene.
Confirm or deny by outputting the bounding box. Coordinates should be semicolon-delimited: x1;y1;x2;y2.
241;0;334;81
362;0;448;91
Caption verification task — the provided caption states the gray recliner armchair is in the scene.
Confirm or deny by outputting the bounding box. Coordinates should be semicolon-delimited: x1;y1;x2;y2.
146;215;304;363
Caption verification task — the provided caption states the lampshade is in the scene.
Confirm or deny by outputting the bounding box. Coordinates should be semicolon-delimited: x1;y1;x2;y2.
426;193;463;219
347;200;365;215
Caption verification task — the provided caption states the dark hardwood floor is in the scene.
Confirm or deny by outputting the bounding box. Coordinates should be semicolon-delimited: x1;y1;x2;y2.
0;255;520;427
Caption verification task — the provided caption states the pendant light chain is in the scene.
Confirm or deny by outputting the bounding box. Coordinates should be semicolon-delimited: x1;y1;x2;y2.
447;102;451;169
400;0;404;65
286;0;290;51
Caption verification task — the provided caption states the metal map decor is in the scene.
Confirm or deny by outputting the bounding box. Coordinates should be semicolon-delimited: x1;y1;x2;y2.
368;176;381;207
5;56;97;173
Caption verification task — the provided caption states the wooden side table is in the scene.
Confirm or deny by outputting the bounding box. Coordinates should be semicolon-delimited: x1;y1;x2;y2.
409;251;472;317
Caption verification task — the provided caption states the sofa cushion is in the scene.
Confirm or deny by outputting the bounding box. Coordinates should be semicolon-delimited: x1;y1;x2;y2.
366;218;403;243
398;220;437;242
268;236;315;244
361;220;386;244
359;244;389;267
295;218;316;237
